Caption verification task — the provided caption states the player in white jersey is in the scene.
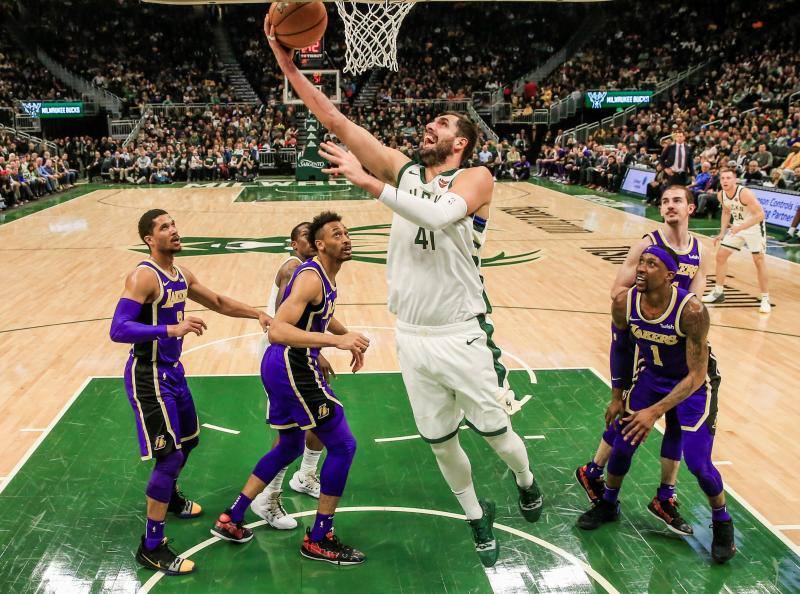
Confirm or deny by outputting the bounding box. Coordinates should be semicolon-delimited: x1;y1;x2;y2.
267;21;541;569
250;222;330;529
702;168;771;313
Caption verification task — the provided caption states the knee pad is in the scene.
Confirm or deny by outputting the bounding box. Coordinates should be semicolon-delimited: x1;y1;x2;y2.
276;429;306;462
660;412;682;461
606;434;638;477
146;450;184;503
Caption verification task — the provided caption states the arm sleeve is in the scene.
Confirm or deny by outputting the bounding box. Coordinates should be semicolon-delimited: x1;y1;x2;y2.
110;297;168;344
610;323;634;389
378;183;468;231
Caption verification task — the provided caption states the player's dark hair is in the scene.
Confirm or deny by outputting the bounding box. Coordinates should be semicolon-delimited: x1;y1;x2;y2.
138;209;169;243
290;221;311;241
309;211;342;241
662;185;695;205
439;111;478;166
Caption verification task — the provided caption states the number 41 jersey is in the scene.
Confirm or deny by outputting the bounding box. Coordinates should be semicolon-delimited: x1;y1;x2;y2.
387;163;489;327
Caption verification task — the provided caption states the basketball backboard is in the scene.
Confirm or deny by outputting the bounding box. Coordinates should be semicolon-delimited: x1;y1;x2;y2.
284;69;341;105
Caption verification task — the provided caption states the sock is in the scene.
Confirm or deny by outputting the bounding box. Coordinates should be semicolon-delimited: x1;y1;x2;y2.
515;468;534;489
714;284;724;294
788;226;796;236
299;446;323;475
712;504;731;522
144;518;166;550
761;293;770;301
602;486;620;504
657;483;676;501
266;467;288;495
585;460;604;479
454;483;484;520
229;492;252;524
310;512;335;542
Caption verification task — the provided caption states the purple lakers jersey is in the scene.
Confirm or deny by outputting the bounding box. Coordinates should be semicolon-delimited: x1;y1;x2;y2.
132;261;188;364
273;258;337;362
643;230;701;291
626;285;696;392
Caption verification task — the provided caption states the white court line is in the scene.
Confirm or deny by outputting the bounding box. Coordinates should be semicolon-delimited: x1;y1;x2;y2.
182;332;264;356
713;460;733;466
0;376;92;496
374;434;420;443
776;525;800;531
201;423;240;435
524;435;546;440
587;367;800;557
138;506;620;594
20;428;46;432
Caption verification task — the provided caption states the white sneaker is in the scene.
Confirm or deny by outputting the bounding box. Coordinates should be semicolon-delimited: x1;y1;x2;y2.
701;290;725;304
759;298;772;314
250;490;297;530
289;471;321;499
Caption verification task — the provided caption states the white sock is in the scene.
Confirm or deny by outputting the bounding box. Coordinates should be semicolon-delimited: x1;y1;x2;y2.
454;483;484;520
430;436;482;519
266;466;288;494
299;446;322;475
788;227;796;236
484;430;534;488
761;293;770;301
714;284;724;294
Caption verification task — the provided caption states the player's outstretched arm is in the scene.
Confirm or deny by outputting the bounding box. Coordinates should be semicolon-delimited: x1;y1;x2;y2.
319;142;489;230
183;266;271;331
265;17;407;185
622;297;710;445
611;237;652;299
110;266;206;342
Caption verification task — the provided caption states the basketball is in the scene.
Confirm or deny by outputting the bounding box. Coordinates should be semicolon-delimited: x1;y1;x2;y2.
268;1;328;50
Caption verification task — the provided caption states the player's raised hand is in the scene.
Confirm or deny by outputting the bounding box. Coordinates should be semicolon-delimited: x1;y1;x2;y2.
169;316;207;338
620;407;659;445
319;142;372;189
263;14;295;67
336;331;370;353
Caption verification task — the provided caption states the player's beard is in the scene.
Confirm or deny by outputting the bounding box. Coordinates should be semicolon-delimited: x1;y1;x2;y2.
419;137;454;167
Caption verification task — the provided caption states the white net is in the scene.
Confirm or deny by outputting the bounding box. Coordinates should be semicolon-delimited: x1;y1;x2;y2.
333;0;417;74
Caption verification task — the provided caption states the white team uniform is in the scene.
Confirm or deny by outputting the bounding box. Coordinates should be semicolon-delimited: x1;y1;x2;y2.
389;163;510;442
720;184;766;253
259;255;303;356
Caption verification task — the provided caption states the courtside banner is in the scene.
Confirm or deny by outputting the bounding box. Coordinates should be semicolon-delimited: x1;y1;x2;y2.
20;101;84;119
585;90;653;109
621;167;656;196
750;186;800;228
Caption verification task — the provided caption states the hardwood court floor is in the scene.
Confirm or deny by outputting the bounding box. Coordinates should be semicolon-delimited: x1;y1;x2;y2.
0;181;798;587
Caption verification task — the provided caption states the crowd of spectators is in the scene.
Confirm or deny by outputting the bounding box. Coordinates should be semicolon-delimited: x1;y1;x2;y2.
513;0;790;112
26;0;237;111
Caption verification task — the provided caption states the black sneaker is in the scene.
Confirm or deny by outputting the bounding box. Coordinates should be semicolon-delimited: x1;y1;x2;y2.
711;519;737;564
135;536;195;575
577;499;620;530
300;528;366;565
210;510;254;543
517;477;543;522
788;235;800;245
468;500;499;568
780;233;794;242
646;497;694;535
575;464;605;504
168;488;203;519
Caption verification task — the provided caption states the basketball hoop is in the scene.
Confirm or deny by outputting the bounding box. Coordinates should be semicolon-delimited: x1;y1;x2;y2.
333;0;416;74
